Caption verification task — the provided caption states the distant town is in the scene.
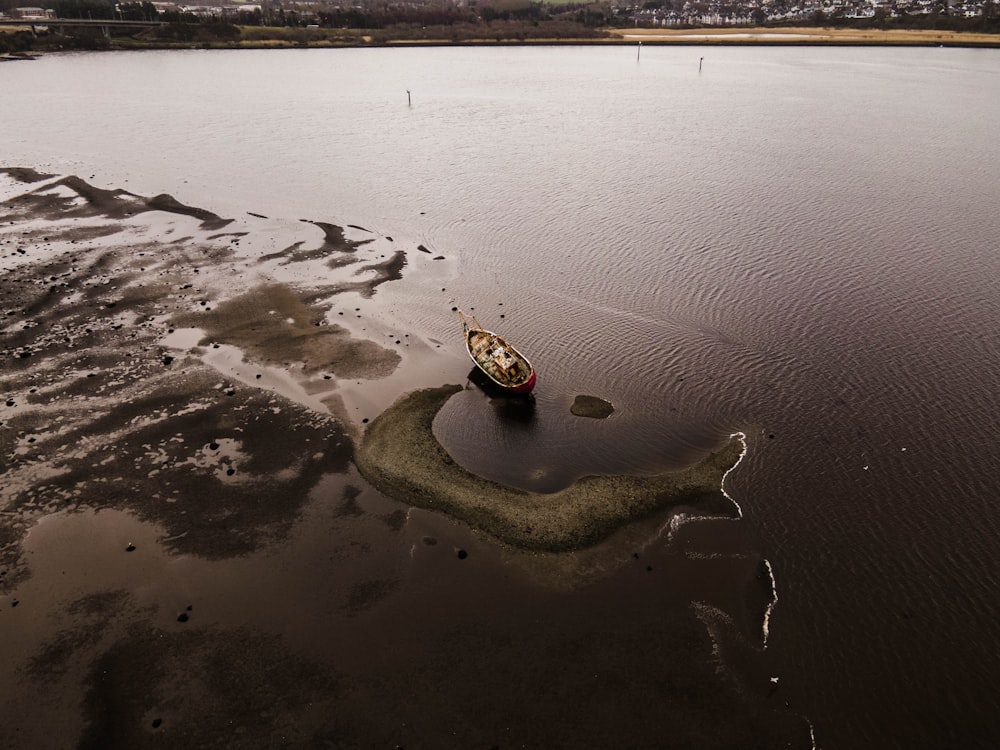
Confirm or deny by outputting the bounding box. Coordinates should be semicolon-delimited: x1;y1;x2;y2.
3;0;999;25
1;0;997;55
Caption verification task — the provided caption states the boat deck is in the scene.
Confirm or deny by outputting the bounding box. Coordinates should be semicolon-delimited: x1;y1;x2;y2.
467;329;532;388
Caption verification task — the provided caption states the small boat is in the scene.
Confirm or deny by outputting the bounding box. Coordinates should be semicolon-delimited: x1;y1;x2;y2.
459;310;536;394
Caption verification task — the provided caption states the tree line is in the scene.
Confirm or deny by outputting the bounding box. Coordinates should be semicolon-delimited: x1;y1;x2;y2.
48;0;157;20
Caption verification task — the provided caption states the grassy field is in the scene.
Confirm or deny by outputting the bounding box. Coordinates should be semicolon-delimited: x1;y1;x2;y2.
4;22;999;52
606;26;1000;46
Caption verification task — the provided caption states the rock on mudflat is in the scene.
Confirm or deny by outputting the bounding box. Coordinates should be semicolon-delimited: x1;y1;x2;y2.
570;394;614;419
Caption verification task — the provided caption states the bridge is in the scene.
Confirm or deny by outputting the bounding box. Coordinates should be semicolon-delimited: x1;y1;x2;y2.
0;17;164;37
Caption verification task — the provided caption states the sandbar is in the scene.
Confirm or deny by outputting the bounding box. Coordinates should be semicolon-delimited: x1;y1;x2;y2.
357;385;744;552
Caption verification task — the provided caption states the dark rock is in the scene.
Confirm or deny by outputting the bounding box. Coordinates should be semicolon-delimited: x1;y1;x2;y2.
570;394;614;419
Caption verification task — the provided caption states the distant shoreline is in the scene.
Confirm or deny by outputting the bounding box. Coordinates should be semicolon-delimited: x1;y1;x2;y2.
605;26;1000;47
3;24;1000;54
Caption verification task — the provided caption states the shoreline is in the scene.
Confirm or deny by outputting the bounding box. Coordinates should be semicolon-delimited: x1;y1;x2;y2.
605;26;1000;46
4;26;1000;54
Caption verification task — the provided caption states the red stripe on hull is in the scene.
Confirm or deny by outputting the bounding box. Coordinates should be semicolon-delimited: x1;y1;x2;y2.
509;371;536;394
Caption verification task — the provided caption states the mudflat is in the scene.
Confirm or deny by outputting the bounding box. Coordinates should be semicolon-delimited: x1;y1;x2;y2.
1;167;806;748
0;166;404;576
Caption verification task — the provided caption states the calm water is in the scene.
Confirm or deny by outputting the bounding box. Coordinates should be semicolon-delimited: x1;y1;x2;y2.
5;45;1000;748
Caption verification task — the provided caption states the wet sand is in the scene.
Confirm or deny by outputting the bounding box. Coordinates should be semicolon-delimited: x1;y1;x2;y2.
0;166;402;577
1;167;810;748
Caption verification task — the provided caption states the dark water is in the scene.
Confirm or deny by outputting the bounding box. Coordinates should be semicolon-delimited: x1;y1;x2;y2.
4;46;1000;748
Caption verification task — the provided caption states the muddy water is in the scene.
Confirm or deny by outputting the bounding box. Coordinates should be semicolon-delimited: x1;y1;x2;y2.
3;45;1000;748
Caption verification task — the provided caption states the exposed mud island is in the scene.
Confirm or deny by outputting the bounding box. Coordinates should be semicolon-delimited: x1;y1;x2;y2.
357;385;743;551
0;166;808;747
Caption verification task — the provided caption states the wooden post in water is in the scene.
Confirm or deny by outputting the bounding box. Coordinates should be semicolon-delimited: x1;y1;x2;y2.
407;89;411;106
699;56;703;73
637;41;641;61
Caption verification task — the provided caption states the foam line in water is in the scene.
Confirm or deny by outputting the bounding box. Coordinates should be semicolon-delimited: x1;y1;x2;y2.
658;431;748;546
762;557;778;649
660;512;740;547
689;601;728;673
721;431;748;518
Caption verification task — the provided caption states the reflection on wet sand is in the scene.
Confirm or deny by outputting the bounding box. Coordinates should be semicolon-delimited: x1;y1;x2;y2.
0;167;404;577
